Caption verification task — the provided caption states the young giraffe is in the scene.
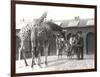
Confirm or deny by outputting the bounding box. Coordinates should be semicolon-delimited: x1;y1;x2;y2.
17;12;47;67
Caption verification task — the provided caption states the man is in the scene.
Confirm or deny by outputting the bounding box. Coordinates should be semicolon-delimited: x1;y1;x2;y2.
68;34;77;58
76;31;84;60
66;33;74;57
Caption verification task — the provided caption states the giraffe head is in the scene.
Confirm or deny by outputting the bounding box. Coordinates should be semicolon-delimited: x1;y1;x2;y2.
41;11;48;19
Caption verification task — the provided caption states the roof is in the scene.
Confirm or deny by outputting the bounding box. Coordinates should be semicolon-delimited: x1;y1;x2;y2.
86;19;94;25
68;20;79;26
60;18;94;28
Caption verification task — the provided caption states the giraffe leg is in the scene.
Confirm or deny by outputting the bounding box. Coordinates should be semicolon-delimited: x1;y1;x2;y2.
57;49;59;60
58;52;60;60
22;50;28;66
21;41;28;66
44;41;49;66
38;51;42;68
31;43;36;68
31;48;35;68
18;47;22;60
37;44;42;68
61;52;62;59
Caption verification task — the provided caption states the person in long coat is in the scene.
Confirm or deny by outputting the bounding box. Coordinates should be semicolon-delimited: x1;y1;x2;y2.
76;31;84;60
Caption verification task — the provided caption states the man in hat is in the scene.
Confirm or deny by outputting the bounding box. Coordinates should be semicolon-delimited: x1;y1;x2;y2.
76;31;84;60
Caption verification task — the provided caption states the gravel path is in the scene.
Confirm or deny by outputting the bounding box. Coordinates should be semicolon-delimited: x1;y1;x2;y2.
16;54;95;73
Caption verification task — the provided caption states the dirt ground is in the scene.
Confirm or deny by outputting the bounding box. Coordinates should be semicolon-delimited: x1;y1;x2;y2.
16;54;95;73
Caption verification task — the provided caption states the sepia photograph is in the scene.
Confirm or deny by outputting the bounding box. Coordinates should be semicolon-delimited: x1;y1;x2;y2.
11;0;97;76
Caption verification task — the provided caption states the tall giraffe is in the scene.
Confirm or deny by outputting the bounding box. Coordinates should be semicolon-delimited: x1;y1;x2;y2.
17;12;47;67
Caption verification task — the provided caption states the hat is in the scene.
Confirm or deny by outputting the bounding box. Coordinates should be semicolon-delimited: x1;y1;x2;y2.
77;31;82;34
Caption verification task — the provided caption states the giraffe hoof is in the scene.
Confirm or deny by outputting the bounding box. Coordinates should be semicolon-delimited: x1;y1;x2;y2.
45;63;48;67
45;62;47;65
38;64;42;68
26;64;28;66
31;65;33;68
33;62;36;65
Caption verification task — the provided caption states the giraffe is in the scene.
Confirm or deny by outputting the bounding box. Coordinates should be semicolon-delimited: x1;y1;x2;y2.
37;21;64;66
17;12;47;67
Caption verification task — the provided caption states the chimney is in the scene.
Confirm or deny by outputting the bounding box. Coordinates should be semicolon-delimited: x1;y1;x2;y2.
74;16;80;26
74;16;80;21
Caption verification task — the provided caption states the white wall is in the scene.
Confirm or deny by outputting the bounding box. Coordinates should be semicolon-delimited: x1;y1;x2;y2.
0;0;100;77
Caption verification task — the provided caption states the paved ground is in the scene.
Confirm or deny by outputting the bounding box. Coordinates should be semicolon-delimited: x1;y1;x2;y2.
16;54;95;73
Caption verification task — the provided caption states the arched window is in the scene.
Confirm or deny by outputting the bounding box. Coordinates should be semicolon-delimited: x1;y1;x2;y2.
86;32;94;54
